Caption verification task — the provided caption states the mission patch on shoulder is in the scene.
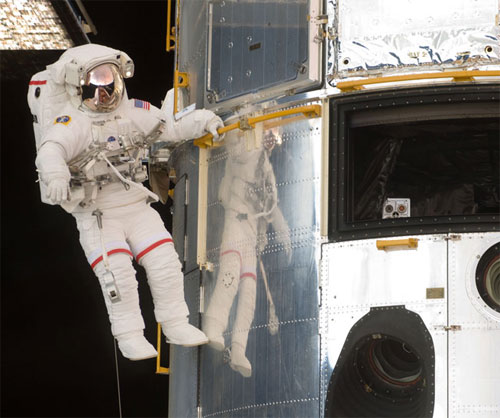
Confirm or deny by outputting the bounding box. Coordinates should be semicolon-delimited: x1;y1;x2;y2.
54;115;71;125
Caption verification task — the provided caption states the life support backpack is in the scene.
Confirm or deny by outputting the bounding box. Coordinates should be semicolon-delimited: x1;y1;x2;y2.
27;69;71;206
27;69;69;152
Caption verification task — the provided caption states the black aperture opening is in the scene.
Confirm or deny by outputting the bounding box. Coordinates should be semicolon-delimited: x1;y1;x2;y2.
363;339;422;386
325;306;434;418
476;242;500;312
350;117;499;221
329;85;500;241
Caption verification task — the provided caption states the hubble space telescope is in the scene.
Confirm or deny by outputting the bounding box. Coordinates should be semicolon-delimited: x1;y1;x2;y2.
153;0;500;417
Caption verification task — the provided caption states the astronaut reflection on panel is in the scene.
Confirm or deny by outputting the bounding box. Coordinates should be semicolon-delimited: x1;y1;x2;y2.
27;44;224;361
203;129;292;377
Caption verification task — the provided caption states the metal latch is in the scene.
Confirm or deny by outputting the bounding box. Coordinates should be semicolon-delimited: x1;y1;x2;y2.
310;14;328;24
239;117;252;131
102;270;121;302
443;325;462;331
93;209;121;303
310;14;328;43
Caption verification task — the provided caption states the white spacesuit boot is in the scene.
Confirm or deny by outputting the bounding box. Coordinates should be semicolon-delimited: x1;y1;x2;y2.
116;330;158;361
203;250;242;350
230;276;257;378
94;253;158;360
139;244;208;347
161;318;208;346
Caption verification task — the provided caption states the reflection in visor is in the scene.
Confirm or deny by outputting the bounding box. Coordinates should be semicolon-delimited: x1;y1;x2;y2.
82;64;124;113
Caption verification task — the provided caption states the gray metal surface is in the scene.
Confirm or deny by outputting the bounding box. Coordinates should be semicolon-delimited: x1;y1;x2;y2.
171;174;187;264
177;0;322;113
177;0;209;109
205;0;322;111
171;143;202;274
167;2;500;416
198;111;323;416
207;0;309;104
320;235;449;416
327;0;500;81
168;269;203;418
448;233;500;418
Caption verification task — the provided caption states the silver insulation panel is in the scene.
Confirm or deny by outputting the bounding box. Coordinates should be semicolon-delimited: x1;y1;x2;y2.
168;1;500;417
327;0;500;81
169;110;324;417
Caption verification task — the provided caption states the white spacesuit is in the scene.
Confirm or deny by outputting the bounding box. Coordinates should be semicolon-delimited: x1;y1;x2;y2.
29;44;224;360
203;130;291;377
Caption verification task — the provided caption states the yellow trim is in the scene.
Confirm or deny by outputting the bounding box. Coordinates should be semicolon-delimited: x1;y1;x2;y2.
175;71;189;88
194;104;322;148
376;238;419;251
156;323;170;375
336;70;500;92
173;71;190;114
166;0;176;52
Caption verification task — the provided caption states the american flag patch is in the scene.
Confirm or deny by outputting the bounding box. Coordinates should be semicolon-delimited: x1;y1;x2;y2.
134;99;151;110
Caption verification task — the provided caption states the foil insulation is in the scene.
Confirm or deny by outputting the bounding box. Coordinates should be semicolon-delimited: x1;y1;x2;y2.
328;0;500;82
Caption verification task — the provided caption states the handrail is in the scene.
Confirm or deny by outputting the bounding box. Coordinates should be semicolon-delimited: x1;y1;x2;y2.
156;323;170;375
336;70;500;92
376;238;419;251
193;104;322;148
166;0;176;52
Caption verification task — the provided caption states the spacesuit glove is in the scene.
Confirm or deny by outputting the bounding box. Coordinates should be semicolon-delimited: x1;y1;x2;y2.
46;177;70;204
206;116;225;142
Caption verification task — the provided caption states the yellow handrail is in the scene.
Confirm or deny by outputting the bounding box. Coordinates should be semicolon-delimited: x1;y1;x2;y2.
336;70;500;92
166;0;176;52
376;238;419;251
156;323;170;375
194;104;322;148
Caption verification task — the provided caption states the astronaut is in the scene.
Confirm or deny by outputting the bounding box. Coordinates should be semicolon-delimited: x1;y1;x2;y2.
29;44;224;360
203;129;291;377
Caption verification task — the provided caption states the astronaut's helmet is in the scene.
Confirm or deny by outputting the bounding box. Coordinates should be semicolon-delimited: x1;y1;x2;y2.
81;63;124;113
47;44;134;113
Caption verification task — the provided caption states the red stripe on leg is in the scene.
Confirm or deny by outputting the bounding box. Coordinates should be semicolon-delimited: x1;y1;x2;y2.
241;272;257;280
135;238;173;262
91;249;133;269
221;249;242;264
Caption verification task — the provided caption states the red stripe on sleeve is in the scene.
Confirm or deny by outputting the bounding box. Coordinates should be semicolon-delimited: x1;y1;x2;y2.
29;80;47;85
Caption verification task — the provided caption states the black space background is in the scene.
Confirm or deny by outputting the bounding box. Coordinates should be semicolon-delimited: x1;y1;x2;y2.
1;1;177;417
